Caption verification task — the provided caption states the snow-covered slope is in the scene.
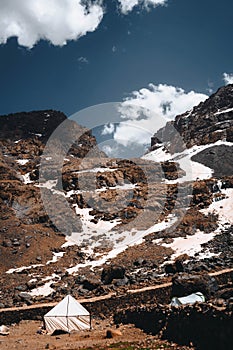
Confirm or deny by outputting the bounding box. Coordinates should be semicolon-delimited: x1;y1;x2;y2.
144;140;233;183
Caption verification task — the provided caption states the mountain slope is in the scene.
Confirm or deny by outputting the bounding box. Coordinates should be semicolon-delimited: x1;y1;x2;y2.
0;87;232;308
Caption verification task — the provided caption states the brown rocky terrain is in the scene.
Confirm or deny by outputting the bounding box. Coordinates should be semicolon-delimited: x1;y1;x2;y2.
0;108;194;304
0;318;194;350
0;90;233;304
0;86;233;349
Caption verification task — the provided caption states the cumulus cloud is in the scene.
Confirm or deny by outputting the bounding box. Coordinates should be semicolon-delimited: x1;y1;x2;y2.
121;84;208;121
118;0;167;14
115;83;208;146
102;123;115;135
223;73;233;85
0;0;171;48
0;0;104;48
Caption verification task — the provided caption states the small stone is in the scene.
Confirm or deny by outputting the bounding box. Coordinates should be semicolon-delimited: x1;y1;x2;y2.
216;298;225;307
106;329;122;338
15;285;28;292
2;241;12;248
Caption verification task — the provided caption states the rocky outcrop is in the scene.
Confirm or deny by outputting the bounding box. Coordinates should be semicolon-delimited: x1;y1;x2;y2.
171;273;218;299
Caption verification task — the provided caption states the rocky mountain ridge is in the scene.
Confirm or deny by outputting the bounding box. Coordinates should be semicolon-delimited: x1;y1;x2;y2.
151;84;233;152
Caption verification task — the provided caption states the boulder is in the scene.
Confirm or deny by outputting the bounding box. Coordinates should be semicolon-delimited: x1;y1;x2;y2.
18;292;32;299
82;278;100;291
0;325;9;336
15;285;28;292
165;263;177;274
172;273;218;298
133;258;147;266
18;292;33;305
101;265;125;284
164;258;185;274
106;329;122;338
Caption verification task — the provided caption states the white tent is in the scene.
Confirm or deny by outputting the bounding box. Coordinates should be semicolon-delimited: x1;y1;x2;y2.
44;295;91;334
170;292;205;307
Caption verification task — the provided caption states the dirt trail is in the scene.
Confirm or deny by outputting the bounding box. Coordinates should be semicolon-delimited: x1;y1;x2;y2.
0;267;232;314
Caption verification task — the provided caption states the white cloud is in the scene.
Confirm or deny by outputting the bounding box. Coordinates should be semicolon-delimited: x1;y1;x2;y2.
122;83;208;121
118;0;167;14
0;0;104;48
0;0;171;48
223;73;233;85
102;123;115;135
115;83;208;146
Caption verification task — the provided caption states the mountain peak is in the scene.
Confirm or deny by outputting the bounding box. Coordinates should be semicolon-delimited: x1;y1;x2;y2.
189;83;233;117
151;85;233;152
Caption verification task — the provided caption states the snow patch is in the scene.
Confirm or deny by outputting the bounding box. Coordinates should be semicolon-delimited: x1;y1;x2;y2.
28;273;60;297
144;140;233;183
214;107;233;115
28;281;54;297
75;167;117;174
201;188;233;225
154;230;216;261
6;264;43;274
62;205;121;248
96;183;136;192
36;179;58;190
21;173;33;184
16;159;29;165
66;215;177;274
46;252;65;265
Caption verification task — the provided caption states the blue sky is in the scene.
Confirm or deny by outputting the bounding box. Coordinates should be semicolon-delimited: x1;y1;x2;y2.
0;0;233;117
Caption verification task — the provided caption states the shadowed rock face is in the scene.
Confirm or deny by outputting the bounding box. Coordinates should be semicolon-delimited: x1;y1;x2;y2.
0;110;67;141
101;265;125;284
191;144;233;177
171;273;218;299
114;299;233;350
